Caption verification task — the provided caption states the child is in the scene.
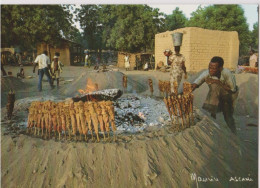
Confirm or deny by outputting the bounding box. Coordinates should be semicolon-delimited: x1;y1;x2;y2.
51;55;64;87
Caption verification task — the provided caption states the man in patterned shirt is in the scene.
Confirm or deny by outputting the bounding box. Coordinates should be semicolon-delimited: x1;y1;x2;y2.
192;56;238;134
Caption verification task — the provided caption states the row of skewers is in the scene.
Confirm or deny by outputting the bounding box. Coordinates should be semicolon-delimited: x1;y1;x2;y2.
27;100;117;142
163;82;194;130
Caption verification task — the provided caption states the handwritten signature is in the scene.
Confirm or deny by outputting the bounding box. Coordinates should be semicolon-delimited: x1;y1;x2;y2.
190;173;253;183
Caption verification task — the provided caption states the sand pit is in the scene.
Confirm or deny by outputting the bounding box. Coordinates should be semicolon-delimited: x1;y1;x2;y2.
1;107;257;188
1;66;258;188
1;76;30;92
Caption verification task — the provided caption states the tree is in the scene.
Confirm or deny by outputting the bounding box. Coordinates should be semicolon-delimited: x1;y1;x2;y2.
250;22;259;51
76;5;164;53
187;5;251;55
1;5;75;50
164;7;188;31
75;5;103;52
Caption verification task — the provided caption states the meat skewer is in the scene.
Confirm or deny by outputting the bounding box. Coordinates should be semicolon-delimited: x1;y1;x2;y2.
51;105;58;138
148;79;154;95
105;101;117;141
78;101;87;141
101;102;110;139
176;94;185;129
84;102;93;141
94;102;106;140
69;103;77;141
74;102;83;140
59;102;66;140
163;97;172;121
88;102;100;142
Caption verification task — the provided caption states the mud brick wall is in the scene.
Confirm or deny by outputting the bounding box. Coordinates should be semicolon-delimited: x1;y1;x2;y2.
117;52;137;69
37;42;71;66
155;27;239;72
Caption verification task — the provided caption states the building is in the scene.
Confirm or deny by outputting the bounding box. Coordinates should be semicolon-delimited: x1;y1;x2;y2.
117;52;154;70
37;39;82;66
155;27;239;72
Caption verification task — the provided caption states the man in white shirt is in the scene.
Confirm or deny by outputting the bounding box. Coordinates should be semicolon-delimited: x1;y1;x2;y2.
85;51;90;67
33;50;54;91
192;56;238;134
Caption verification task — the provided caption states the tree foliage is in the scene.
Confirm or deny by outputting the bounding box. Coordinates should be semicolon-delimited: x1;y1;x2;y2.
1;5;76;50
187;5;251;55
75;5;164;53
164;7;188;31
250;22;259;51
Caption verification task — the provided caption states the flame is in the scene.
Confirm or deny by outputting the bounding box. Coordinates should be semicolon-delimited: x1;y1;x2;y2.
78;78;98;94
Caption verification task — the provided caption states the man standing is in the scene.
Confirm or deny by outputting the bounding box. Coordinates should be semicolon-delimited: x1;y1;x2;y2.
124;53;130;71
192;56;238;134
85;51;90;67
33;50;54;91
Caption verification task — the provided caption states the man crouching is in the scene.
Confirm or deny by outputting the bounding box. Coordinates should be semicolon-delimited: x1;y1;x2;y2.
192;56;238;134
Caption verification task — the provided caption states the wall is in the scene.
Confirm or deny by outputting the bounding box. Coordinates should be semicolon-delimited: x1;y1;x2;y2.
155;27;239;72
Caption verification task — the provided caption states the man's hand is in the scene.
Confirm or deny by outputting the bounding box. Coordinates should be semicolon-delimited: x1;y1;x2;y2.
205;77;220;85
205;78;231;91
191;83;198;91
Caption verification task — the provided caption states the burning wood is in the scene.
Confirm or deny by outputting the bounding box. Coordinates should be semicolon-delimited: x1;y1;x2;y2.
163;82;194;130
27;100;117;142
73;89;123;102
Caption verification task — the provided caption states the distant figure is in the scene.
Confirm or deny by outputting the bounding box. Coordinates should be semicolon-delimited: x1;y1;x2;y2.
17;65;25;78
85;51;91;67
94;55;100;70
33;50;54;92
51;55;63;87
168;46;187;93
249;49;258;67
124;54;130;71
143;62;149;71
192;56;238;134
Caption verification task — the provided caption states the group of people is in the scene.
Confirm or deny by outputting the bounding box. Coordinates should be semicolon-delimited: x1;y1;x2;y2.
33;50;63;92
33;45;243;134
168;44;238;134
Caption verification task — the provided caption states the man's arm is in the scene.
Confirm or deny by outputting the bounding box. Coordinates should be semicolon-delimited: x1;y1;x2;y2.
192;70;208;91
33;63;37;73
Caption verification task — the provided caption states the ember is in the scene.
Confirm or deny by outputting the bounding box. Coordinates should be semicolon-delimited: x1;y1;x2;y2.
78;78;98;94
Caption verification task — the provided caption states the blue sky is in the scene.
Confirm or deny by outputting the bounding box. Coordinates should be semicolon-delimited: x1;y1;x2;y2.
149;4;258;31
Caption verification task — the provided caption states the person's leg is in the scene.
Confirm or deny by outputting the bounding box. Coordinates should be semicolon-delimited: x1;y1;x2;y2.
44;68;54;88
38;69;44;91
221;94;236;134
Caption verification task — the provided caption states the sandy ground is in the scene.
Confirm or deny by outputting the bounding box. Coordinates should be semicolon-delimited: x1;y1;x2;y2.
1;65;258;188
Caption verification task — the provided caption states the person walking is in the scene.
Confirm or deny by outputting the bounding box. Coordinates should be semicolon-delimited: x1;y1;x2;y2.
169;46;187;93
33;50;54;91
